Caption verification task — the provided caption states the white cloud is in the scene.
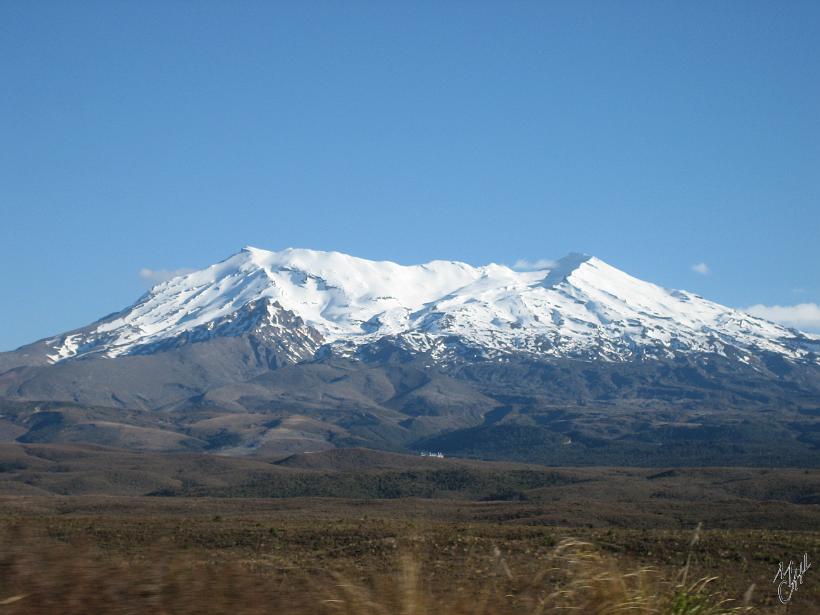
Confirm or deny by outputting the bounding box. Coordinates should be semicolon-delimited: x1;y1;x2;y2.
744;302;820;332
691;262;710;275
139;267;195;284
512;258;557;271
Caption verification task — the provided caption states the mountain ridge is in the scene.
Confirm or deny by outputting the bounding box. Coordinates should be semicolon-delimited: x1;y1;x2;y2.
8;246;817;369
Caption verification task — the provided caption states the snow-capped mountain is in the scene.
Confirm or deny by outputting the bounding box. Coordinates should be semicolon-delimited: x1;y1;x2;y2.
42;246;818;366
3;246;819;464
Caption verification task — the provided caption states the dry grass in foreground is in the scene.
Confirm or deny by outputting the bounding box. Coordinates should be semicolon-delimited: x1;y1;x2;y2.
0;525;754;615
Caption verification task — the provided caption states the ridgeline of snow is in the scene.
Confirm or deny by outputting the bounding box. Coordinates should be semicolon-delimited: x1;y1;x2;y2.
45;247;817;364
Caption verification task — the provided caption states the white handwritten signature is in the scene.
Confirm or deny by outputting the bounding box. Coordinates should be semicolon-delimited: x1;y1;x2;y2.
772;553;811;604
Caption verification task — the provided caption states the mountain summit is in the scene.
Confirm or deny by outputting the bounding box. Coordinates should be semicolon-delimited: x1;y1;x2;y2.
27;246;817;367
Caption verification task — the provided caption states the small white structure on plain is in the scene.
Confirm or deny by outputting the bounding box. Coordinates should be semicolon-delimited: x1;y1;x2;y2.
419;451;445;458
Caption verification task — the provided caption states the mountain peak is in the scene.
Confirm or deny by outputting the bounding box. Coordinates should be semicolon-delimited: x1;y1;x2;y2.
541;252;594;287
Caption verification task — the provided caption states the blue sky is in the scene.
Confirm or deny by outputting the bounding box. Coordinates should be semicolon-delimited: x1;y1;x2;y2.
1;1;819;350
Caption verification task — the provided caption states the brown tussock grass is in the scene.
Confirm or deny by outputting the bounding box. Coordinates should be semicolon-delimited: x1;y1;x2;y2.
0;525;751;615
